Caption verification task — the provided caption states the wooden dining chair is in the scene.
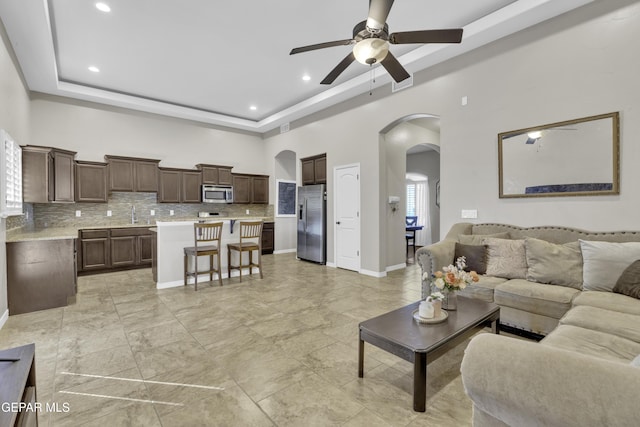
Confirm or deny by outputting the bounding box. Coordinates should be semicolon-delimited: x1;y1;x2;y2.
184;222;223;290
227;221;263;282
406;216;418;257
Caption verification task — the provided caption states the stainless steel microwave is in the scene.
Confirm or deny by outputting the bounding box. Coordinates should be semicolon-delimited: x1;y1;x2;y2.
202;185;233;203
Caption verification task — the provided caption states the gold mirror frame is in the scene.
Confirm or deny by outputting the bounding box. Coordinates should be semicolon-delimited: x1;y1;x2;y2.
498;112;620;198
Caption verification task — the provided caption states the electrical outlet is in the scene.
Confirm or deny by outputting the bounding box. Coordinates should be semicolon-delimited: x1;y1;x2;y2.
461;209;478;219
245;209;250;215
75;210;82;217
169;210;175;216
150;210;155;216
107;210;112;217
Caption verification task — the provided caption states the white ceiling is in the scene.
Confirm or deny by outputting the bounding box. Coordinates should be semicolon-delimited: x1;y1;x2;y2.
0;0;593;134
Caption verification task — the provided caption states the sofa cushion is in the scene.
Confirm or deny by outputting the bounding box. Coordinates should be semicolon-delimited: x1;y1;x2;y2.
458;232;510;245
580;240;640;292
541;324;640;364
525;238;583;289
484;238;527;279
458;275;508;303
494;280;579;319
560;305;640;344
454;242;487;274
613;259;640;299
572;291;640;316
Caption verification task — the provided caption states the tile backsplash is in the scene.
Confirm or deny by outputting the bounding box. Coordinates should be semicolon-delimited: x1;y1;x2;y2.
7;192;273;229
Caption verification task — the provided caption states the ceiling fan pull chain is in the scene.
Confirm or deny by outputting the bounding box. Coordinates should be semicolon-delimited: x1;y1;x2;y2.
369;66;375;95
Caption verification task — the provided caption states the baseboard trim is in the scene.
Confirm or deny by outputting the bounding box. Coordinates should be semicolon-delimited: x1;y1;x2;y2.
0;309;8;330
156;269;259;289
360;269;386;278
386;263;406;272
326;262;336;268
274;249;297;255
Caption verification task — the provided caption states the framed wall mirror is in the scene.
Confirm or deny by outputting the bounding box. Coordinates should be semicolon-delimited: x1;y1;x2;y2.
498;112;620;198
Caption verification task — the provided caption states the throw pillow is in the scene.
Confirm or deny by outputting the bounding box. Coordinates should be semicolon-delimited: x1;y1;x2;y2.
454;243;488;274
631;354;640;368
525;238;583;289
580;240;640;292
612;259;640;299
483;237;527;279
458;232;510;246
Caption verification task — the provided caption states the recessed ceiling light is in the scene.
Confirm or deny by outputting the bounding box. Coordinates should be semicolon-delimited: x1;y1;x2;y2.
249;105;257;111
88;66;100;73
95;2;111;12
302;74;311;82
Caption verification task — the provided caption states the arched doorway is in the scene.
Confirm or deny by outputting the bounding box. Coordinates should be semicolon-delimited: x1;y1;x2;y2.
380;114;441;270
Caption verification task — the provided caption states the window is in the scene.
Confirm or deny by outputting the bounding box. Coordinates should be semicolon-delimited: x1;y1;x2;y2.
1;130;22;217
406;183;416;216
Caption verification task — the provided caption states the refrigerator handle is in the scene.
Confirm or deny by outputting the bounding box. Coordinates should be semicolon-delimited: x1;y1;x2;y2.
304;199;308;228
299;203;304;221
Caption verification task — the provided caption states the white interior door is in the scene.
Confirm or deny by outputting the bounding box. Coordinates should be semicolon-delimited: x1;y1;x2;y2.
335;164;360;271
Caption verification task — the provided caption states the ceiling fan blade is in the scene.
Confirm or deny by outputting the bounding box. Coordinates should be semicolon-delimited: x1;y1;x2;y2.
320;52;356;85
367;0;394;31
390;29;463;45
380;51;410;83
290;39;354;55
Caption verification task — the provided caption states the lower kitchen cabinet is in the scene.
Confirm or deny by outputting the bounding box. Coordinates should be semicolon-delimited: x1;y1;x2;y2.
6;239;77;315
78;227;154;274
262;222;275;254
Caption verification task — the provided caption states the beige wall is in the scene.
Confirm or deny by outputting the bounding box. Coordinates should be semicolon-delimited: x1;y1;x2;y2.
0;22;31;321
265;0;640;273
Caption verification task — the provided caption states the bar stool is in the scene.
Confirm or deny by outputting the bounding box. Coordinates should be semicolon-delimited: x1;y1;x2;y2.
227;221;263;281
184;222;223;290
406;216;418;257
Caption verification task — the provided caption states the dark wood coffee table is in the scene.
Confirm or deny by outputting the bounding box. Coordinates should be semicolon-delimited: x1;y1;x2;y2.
358;296;499;412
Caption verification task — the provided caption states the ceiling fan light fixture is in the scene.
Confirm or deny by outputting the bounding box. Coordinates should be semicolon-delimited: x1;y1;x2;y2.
353;38;389;65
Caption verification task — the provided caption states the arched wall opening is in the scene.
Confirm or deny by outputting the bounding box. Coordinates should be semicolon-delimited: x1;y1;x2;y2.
380;113;441;271
274;149;297;253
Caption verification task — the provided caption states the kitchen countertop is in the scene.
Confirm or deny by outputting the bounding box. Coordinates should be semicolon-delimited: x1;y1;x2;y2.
6;216;274;242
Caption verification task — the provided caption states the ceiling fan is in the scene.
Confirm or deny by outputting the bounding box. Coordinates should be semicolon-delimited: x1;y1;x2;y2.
289;0;464;85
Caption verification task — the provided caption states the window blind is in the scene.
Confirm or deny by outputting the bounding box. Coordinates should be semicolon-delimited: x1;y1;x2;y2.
1;130;22;217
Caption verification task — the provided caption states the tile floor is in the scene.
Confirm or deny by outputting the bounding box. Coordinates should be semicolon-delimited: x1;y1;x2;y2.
0;253;481;426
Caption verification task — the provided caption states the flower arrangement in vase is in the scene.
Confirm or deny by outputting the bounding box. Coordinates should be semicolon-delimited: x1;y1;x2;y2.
423;256;479;310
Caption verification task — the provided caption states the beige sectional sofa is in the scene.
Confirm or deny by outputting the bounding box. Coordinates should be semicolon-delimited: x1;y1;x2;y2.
416;223;640;426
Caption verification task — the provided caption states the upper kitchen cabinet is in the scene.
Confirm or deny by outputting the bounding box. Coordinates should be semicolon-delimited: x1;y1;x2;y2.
75;161;108;203
301;153;326;185
104;155;160;192
22;145;76;203
196;164;233;185
232;173;269;204
158;168;202;203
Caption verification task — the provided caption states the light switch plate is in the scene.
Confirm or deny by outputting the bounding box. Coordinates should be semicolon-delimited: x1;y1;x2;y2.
75;210;81;217
461;209;478;219
107;210;112;217
150;210;155;216
169;210;174;216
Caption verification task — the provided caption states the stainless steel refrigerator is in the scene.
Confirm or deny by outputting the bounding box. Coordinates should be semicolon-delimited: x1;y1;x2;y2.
297;184;327;264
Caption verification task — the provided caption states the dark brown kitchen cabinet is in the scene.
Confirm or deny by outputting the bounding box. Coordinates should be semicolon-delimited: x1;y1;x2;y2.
232;174;251;203
79;229;109;271
75;161;108;202
301;153;326;185
196;164;233;185
78;227;154;274
0;344;37;427
232;173;269;204
22;145;77;203
262;221;275;254
158;168;202;203
104;155;160;192
7;238;77;315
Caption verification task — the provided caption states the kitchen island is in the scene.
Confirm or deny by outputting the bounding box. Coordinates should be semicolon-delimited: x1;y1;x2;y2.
155;218;269;289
